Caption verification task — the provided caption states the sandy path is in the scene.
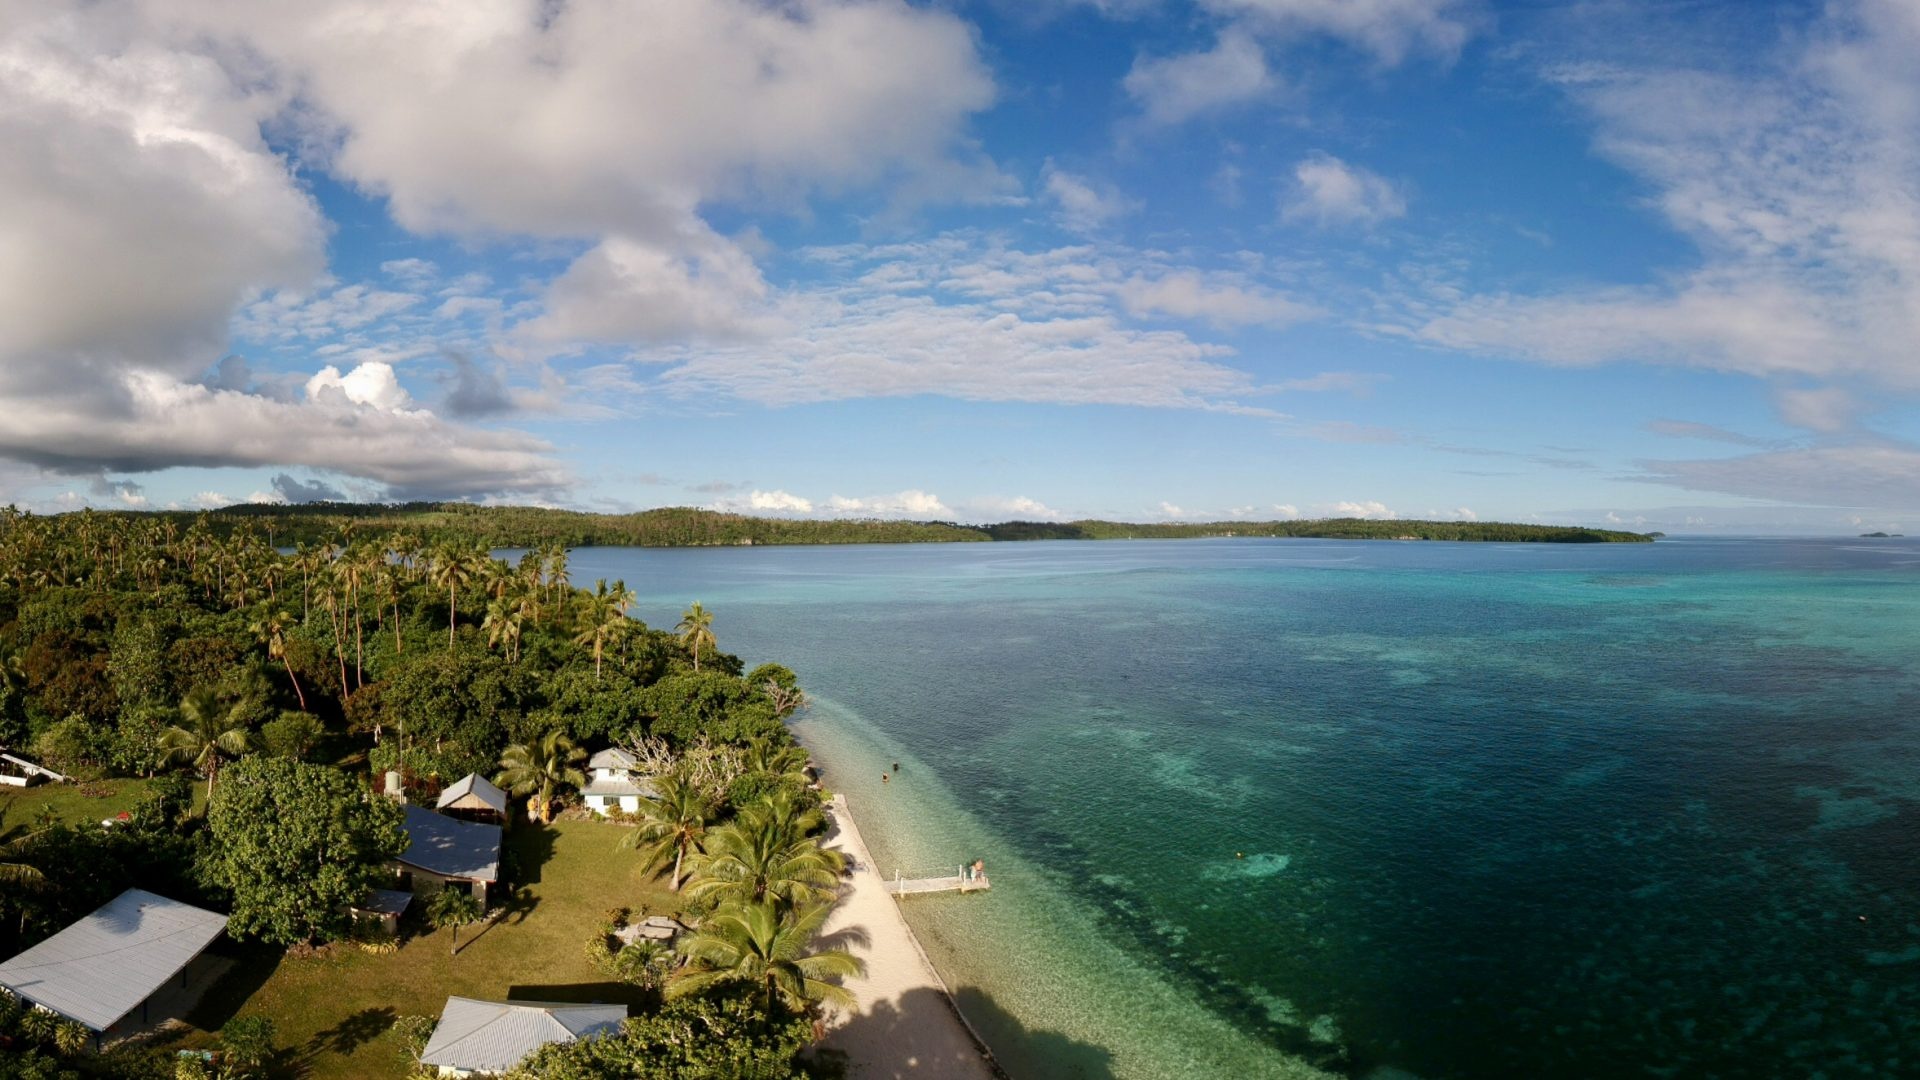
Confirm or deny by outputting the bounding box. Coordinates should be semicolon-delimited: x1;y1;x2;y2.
818;794;997;1080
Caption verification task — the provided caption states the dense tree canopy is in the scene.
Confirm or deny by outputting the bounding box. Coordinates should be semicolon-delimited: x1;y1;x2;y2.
203;756;408;945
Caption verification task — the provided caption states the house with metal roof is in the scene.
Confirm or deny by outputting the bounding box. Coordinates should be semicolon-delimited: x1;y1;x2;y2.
419;996;625;1076
436;773;508;824
394;804;502;900
0;889;227;1040
581;747;657;817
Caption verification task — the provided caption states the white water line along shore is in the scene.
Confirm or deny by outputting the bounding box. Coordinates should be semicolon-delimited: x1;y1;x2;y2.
819;793;1003;1079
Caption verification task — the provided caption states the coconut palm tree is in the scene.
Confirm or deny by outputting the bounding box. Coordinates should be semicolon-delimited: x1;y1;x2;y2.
495;730;588;825
160;687;252;800
428;886;484;957
621;775;714;891
573;579;634;679
0;807;44;888
483;597;523;662
430;544;484;650
677;602;716;672
250;609;307;710
669;899;862;1013
682;801;843;908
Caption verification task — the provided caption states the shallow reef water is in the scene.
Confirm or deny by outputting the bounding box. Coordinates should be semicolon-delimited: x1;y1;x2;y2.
568;536;1920;1078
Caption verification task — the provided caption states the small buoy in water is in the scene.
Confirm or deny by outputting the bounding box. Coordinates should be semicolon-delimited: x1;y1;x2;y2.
1859;915;1869;922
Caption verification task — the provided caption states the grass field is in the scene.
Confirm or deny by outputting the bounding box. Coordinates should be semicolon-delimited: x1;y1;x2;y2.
0;775;203;826
172;816;681;1079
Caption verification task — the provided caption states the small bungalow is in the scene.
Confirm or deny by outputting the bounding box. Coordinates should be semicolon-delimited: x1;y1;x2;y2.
581;748;656;817
348;888;414;937
393;804;502;901
0;889;227;1045
436;773;509;825
0;751;68;788
419;997;625;1077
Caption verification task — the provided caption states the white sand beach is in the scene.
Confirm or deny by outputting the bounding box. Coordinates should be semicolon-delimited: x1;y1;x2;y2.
819;794;998;1080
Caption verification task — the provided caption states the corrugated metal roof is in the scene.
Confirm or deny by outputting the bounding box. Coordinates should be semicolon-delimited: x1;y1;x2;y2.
587;747;635;771
419;997;625;1072
353;889;414;917
397;804;502;882
436;773;508;814
581;776;655;798
0;889;227;1031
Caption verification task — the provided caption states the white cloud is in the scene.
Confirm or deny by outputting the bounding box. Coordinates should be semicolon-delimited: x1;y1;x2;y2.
1454;506;1478;521
1117;271;1317;328
824;490;952;518
1636;441;1920;510
193;491;231;509
1407;3;1920;390
380;258;438;286
305;362;417;412
522;230;774;347
969;495;1062;521
1202;0;1478;65
745;490;815;514
1273;503;1301;518
1331;499;1396;518
1282;153;1408;227
1775;387;1857;434
1124;31;1274;126
1042;162;1141;233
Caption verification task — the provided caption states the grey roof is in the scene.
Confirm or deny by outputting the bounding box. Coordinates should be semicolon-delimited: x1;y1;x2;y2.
587;747;635;771
420;997;625;1072
397;805;502;882
1;752;68;782
581;776;655;798
353;889;414;917
0;889;227;1031
436;773;508;814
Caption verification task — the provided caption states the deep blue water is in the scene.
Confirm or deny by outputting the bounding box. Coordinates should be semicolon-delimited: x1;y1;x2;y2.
568;537;1920;1078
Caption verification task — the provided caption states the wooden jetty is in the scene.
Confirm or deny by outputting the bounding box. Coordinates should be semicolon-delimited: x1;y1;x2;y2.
888;866;991;897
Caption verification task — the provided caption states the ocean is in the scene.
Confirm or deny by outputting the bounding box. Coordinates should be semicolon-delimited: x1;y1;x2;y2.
565;536;1920;1078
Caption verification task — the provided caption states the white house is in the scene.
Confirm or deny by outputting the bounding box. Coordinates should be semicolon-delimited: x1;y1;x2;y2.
419;997;624;1077
580;748;656;816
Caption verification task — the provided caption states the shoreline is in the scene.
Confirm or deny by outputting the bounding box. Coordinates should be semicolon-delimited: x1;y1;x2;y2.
817;791;1004;1079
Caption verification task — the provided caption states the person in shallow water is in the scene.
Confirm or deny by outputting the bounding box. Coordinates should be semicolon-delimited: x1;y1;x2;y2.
893;762;900;771
881;772;889;784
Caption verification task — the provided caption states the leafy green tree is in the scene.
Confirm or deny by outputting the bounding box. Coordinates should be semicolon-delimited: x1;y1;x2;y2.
258;711;324;760
643;671;780;745
203;756;407;945
676;602;715;673
506;986;815;1080
219;1015;277;1073
670;899;862;1013
428;886;484;957
495;730;587;825
621;775;713;891
161;687;252;799
30;715;108;780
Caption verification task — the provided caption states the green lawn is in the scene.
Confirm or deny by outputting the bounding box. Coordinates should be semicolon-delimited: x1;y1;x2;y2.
0;775;204;827
175;818;681;1079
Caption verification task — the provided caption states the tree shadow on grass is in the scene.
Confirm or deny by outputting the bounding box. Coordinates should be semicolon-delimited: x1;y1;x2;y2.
507;982;650;1009
180;940;284;1034
307;1005;397;1056
823;985;1115;1080
505;821;560;887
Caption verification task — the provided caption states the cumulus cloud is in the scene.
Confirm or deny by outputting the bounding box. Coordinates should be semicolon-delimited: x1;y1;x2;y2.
968;495;1063;521
746;490;815;514
825;490;952;518
1282;153;1408;227
1124;31;1275;126
520;229;775;346
1454;506;1478;520
270;473;348;504
1331;499;1396;518
1042;163;1141;233
306;362;416;412
1407;2;1920;390
1273;503;1301;518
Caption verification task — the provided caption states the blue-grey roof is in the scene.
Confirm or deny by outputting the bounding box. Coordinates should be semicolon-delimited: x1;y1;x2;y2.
397;804;502;882
436;772;508;814
420;997;625;1072
0;889;227;1031
353;889;414;917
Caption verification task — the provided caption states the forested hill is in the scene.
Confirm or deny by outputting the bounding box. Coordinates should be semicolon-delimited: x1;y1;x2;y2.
22;504;1654;546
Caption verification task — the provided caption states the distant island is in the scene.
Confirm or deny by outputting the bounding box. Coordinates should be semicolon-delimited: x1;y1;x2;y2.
1860;531;1905;538
31;503;1657;547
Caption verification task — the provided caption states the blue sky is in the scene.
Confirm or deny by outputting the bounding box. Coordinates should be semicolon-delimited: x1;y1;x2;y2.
3;0;1917;532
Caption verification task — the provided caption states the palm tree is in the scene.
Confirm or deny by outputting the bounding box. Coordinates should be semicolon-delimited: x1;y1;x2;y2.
160;688;252;800
483;597;523;661
682;800;844;908
495;730;587;825
427;887;484;957
250;609;307;711
573;579;634;679
670;899;863;1013
742;736;810;781
621;775;713;891
430;545;483;650
0;807;45;888
677;601;715;672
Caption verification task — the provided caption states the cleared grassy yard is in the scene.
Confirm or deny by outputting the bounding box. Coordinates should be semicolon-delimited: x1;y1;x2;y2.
0;775;204;826
176;817;680;1079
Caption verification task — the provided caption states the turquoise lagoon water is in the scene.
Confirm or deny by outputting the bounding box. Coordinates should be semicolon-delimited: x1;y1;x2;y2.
567;537;1920;1078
